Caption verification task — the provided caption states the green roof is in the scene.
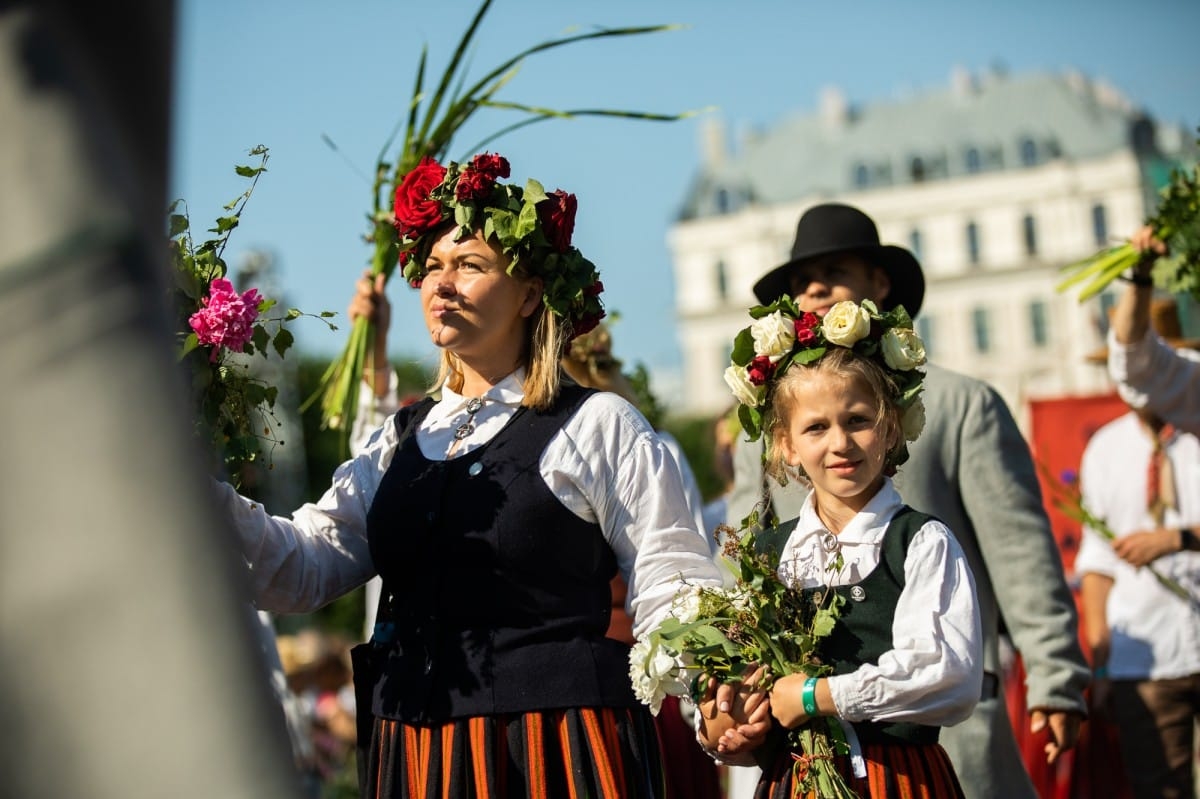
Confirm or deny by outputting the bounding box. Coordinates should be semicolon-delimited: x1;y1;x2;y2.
679;70;1156;221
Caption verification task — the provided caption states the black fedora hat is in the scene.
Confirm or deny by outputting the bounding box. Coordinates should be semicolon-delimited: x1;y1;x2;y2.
753;203;925;318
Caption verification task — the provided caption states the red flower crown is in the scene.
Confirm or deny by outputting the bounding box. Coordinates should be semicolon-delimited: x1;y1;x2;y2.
393;153;605;340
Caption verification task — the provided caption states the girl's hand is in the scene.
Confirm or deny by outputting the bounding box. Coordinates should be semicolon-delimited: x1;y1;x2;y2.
768;672;813;729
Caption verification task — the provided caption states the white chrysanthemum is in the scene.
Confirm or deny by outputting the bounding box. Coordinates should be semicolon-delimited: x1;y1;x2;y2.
902;397;926;442
881;327;927;370
724;363;761;407
749;310;796;361
628;638;687;716
821;301;872;346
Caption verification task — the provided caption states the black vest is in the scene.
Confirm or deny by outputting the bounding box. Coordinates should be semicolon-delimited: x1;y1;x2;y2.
763;506;941;746
359;384;638;724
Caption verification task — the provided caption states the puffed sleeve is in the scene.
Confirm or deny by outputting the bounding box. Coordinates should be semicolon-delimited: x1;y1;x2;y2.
827;521;982;725
215;418;399;613
545;393;724;638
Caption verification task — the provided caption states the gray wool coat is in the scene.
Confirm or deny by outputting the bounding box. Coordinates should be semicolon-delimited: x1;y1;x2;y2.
727;363;1090;799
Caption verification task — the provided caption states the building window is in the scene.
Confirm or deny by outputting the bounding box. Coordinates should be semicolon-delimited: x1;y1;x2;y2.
910;156;926;183
853;163;870;188
965;147;982;173
715;259;728;300
916;316;935;359
1019;137;1038;167
972;307;991;353
1022;213;1038;256
1098;290;1118;337
966;221;981;266
908;228;923;261
1028;300;1049;347
1092;203;1109;247
715;188;730;214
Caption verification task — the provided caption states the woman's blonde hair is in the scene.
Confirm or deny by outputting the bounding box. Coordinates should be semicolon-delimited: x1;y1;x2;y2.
763;347;904;484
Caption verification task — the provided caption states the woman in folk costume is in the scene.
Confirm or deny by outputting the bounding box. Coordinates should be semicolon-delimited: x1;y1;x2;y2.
216;153;723;798
703;297;983;798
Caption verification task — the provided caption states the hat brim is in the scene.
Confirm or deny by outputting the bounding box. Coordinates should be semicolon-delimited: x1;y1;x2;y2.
753;244;925;319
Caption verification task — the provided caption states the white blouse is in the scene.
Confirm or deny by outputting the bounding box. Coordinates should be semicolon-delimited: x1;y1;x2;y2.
779;480;982;726
219;370;722;639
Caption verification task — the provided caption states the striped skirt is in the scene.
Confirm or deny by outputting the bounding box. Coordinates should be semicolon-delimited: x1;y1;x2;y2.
361;706;667;799
755;741;966;799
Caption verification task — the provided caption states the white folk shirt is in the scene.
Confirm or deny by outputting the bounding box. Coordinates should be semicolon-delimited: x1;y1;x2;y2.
219;370;722;640
1107;328;1200;437
1073;412;1200;681
778;480;983;726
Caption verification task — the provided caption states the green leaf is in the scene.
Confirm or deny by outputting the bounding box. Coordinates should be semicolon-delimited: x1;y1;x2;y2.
213;216;239;234
169;213;189;238
273;327;294;358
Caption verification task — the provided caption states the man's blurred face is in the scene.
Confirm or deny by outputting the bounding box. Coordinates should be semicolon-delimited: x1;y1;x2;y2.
787;253;891;316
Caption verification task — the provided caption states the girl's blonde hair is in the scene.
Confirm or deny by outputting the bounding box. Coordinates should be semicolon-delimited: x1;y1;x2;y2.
763;347;904;484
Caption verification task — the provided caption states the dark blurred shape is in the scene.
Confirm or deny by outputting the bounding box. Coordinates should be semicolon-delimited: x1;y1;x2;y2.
0;2;301;796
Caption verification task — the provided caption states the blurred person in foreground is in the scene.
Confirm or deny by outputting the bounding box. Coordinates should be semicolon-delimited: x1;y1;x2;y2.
1076;298;1200;799
217;153;723;797
724;203;1089;799
0;2;301;797
1107;225;1200;436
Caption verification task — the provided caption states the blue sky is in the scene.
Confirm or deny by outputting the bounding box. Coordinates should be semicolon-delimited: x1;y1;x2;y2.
171;0;1200;407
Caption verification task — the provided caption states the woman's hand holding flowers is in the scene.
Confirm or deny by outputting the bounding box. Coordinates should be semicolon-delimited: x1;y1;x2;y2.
696;664;773;763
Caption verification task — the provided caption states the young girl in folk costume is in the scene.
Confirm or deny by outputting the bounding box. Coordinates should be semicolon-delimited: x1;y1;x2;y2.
707;297;983;798
217;153;723;799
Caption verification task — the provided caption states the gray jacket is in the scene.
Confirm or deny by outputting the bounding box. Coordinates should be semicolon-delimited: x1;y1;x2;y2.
727;363;1089;799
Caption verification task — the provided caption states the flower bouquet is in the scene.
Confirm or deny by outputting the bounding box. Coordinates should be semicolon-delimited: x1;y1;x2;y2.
1057;131;1200;302
629;522;859;798
170;145;334;485
302;0;696;450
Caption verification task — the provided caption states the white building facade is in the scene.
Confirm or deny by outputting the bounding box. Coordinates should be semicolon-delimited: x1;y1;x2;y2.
668;68;1196;426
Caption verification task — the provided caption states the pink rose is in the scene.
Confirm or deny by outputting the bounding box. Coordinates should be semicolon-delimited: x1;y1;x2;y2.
393;156;447;237
189;278;262;360
537;189;577;252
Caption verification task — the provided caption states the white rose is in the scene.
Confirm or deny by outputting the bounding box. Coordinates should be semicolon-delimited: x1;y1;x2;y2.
821;301;872;346
670;586;702;624
901;397;926;442
749;311;795;360
724;364;762;407
881;327;927;370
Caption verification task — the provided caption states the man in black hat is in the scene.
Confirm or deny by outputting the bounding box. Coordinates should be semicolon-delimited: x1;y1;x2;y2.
726;202;1089;799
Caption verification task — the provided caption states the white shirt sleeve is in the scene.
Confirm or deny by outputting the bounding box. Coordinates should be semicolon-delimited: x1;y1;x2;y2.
215;418;399;613
541;392;724;639
1108;327;1200;436
826;520;983;726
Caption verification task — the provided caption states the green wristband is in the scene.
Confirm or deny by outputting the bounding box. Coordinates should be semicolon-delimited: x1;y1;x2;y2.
801;676;818;716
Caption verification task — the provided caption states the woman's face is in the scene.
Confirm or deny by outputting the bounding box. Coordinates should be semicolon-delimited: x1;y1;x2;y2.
420;226;542;360
777;370;895;516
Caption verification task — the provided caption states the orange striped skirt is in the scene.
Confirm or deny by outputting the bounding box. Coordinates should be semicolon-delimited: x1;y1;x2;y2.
362;706;666;799
755;741;966;799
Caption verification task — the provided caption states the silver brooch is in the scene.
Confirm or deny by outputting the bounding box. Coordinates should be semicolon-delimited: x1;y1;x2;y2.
819;532;841;553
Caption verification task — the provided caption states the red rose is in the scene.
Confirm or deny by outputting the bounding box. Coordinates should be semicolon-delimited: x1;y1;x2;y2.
537;189;577;252
393;156;447;237
470;152;510;180
747;355;776;385
795;312;820;345
571;308;606;341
